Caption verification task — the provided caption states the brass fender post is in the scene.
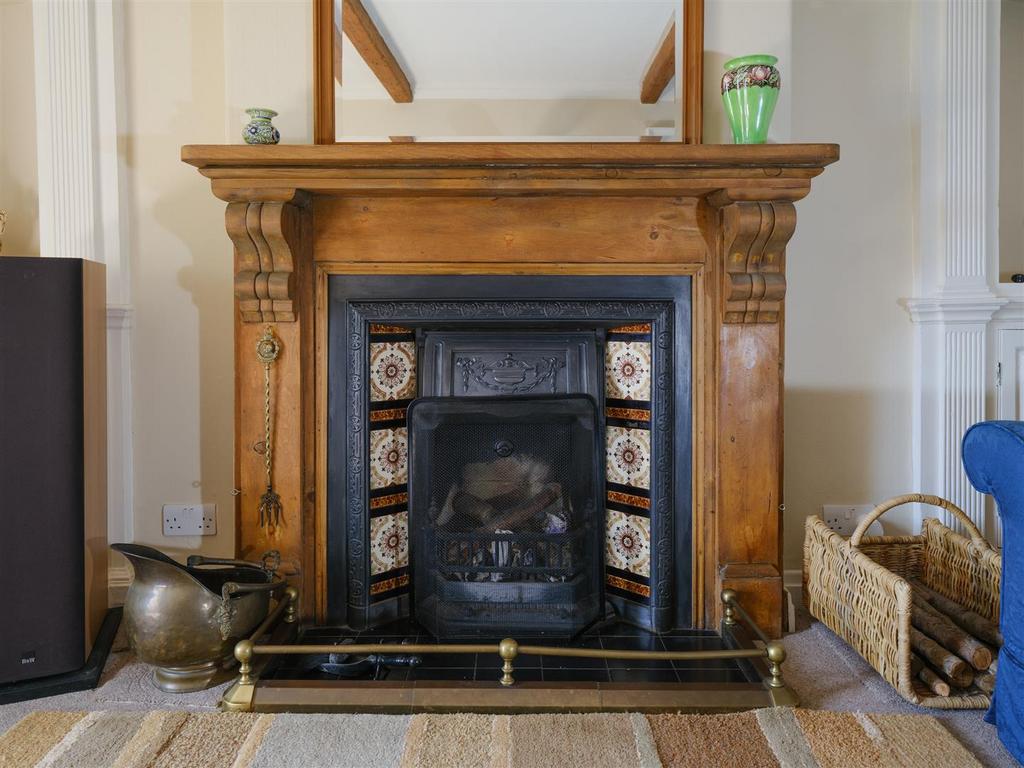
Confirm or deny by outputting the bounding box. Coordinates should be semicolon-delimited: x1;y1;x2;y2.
499;638;518;686
221;639;256;712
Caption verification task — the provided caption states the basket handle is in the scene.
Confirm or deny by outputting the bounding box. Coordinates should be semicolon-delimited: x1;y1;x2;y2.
849;493;990;549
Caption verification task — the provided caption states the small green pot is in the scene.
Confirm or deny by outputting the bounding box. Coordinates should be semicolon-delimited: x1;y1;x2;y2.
720;55;780;144
243;108;281;145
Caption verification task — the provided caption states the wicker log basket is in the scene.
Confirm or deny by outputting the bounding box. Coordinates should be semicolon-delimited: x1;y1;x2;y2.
804;493;1002;708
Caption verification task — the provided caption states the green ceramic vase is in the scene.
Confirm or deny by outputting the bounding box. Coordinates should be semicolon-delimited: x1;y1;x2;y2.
243;108;281;145
720;55;780;144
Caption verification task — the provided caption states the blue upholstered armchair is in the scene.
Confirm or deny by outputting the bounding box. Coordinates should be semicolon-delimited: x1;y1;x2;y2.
963;421;1024;763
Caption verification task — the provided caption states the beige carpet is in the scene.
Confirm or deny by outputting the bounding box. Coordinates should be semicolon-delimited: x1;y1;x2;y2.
0;709;981;768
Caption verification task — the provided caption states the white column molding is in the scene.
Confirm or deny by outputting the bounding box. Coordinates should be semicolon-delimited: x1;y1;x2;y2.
33;0;135;594
32;0;99;262
905;0;1002;538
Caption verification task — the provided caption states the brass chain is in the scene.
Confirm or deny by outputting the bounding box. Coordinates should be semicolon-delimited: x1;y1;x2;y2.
263;358;273;487
255;327;283;527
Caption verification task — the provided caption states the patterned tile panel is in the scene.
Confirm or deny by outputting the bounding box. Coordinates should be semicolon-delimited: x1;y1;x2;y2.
605;340;652;401
370;341;417;402
603;323;655;606
370;427;409;491
605;510;651;577
605;426;651;490
370;511;410;575
368;325;416;602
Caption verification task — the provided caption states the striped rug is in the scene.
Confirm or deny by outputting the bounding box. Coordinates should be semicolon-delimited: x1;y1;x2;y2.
0;709;980;768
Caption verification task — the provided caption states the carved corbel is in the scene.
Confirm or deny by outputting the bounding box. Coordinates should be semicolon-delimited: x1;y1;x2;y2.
720;201;795;324
225;192;308;323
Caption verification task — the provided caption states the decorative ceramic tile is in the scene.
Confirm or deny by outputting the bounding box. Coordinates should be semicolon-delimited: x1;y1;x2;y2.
605;340;652;401
370;427;408;490
605;426;651;490
605;510;651;577
370;511;409;575
370;341;417;402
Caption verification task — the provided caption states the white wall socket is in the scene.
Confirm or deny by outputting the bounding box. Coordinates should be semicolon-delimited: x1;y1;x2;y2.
821;504;877;537
162;504;217;536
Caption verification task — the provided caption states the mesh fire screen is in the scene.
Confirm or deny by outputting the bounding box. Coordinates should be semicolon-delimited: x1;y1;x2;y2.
408;396;602;639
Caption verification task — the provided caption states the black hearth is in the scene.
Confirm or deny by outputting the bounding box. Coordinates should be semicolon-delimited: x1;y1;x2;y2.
408;396;602;639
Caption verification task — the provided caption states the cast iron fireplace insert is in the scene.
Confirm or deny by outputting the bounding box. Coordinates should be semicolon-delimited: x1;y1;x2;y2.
408;396;602;639
326;274;692;633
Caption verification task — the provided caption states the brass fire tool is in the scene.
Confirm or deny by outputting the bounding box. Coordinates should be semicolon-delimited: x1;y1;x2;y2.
256;327;283;527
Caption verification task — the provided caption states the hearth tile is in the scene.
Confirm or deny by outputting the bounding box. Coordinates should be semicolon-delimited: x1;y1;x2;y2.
608;669;679;684
369;428;408;490
369;512;409;575
601;636;672;670
407;667;477;681
607;323;653;339
605;510;651;577
542;668;610;683
659;636;729;652
669;658;734;671
591;622;651;637
674;668;751;684
605;426;651;490
475;652;542;669
478;668;543;683
604;568;652;602
369;340;417;402
540;638;605;670
359;617;421;637
605;340;652;401
418;652;477;668
659;628;719;638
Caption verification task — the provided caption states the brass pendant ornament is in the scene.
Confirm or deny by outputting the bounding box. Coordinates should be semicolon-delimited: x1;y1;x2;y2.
256;327;283;528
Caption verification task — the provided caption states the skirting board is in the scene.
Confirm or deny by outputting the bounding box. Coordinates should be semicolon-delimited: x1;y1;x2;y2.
108;565;131;606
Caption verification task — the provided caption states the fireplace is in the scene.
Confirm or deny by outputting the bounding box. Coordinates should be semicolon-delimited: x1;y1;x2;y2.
409;396;601;638
327;275;691;634
183;142;839;641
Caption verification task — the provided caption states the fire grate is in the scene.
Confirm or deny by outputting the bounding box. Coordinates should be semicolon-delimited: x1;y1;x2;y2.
408;396;602;639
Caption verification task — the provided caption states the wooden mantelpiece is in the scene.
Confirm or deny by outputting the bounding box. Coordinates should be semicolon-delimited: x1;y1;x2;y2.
182;143;838;637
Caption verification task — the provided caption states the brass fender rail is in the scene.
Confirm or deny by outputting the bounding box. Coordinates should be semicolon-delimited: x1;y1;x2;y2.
223;589;787;710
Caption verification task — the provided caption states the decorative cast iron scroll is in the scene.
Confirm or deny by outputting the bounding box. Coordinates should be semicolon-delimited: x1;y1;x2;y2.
455;353;565;394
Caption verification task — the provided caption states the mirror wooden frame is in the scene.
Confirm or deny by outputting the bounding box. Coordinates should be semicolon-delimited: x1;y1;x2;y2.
312;0;704;144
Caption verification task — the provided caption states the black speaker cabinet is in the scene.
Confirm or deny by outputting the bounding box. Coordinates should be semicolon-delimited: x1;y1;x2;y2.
0;257;107;685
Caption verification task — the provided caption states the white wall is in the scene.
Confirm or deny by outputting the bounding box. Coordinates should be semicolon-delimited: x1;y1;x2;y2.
16;0;921;581
783;0;917;568
121;0;233;559
1001;0;1024;281
0;0;40;256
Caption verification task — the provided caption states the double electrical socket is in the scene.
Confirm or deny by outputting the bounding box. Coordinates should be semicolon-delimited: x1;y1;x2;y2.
821;504;876;537
162;504;217;536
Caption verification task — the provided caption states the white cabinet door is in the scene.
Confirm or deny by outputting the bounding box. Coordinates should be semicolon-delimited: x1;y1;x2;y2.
998;329;1024;420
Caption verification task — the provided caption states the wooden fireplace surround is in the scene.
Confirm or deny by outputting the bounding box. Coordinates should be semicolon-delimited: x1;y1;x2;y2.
182;142;838;637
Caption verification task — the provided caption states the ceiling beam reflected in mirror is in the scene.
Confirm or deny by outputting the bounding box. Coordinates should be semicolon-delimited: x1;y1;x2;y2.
341;0;413;103
641;19;675;104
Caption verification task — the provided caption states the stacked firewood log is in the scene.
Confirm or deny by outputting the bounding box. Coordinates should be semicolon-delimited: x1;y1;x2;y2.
907;579;1001;697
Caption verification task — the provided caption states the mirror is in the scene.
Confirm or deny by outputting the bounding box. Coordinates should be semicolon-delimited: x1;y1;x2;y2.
316;0;701;143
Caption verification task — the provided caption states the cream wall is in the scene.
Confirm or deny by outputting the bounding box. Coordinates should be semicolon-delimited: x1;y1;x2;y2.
121;0;311;561
783;0;916;567
122;0;233;559
13;0;918;578
0;0;40;255
1001;0;1024;281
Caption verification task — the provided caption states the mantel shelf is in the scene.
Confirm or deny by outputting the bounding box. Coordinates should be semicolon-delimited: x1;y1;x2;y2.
181;142;839;171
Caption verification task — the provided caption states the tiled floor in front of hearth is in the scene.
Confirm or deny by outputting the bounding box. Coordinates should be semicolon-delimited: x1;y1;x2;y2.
264;619;758;685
